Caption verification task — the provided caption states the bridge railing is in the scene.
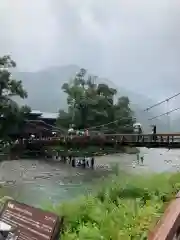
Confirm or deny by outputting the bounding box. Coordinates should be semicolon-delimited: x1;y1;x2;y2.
11;134;180;149
148;192;180;240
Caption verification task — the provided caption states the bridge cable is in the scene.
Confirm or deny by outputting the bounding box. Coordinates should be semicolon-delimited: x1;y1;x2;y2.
27;92;180;132
26;121;63;133
148;107;180;121
26;120;67;133
27;121;134;134
86;92;180;130
144;92;180;112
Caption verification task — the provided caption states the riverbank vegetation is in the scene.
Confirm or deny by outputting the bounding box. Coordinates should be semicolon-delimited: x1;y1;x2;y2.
45;171;180;240
0;55;31;141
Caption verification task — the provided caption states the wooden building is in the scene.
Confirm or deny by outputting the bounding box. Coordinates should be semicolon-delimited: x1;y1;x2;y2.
8;111;59;139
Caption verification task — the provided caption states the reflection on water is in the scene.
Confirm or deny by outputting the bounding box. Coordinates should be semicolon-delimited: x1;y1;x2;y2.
0;148;180;206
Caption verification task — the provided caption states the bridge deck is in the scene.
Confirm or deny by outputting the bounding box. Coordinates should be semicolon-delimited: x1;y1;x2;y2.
12;133;180;149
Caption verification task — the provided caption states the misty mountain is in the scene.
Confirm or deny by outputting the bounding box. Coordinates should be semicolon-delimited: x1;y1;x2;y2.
13;65;167;132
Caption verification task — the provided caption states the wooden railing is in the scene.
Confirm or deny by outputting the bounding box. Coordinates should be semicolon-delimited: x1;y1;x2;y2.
148;192;180;240
15;134;180;147
8;134;180;153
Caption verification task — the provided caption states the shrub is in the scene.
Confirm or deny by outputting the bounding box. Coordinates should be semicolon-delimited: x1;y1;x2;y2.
45;172;180;239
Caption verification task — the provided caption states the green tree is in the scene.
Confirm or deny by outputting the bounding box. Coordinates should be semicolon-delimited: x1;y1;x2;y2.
57;69;135;133
0;55;31;139
113;97;135;133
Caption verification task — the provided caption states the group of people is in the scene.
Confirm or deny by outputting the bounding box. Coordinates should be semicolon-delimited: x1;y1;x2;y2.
75;156;94;169
133;123;157;135
68;127;89;136
60;155;95;169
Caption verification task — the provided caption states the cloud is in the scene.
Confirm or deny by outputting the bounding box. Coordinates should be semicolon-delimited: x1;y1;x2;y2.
0;0;58;70
0;0;180;99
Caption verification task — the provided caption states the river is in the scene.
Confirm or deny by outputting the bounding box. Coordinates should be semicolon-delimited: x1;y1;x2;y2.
0;147;180;207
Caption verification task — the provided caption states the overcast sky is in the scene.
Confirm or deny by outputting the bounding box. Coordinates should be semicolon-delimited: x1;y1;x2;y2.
0;0;180;100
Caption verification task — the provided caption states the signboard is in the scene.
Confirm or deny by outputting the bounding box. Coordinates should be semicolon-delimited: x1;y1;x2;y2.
0;200;62;240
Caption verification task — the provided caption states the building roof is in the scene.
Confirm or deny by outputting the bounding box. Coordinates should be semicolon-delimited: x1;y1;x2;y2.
31;110;59;119
30;110;42;116
41;112;59;119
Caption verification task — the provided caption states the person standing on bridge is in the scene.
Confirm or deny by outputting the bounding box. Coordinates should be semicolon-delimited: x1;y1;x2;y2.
152;125;157;141
133;123;142;142
153;125;156;134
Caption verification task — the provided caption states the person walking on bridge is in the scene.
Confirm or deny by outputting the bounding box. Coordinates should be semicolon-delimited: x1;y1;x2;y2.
152;125;157;141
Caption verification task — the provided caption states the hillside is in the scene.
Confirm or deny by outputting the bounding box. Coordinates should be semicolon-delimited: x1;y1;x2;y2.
12;65;167;132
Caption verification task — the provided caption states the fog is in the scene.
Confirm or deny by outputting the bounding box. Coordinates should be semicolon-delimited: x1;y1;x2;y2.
0;0;180;100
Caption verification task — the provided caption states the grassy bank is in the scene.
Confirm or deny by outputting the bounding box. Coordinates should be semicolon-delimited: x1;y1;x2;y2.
46;171;180;240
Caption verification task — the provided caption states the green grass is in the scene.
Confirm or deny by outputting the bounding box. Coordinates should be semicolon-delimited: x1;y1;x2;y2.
0;171;178;239
45;172;180;240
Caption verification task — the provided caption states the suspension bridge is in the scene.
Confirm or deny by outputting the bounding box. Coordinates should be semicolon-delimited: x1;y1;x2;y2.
15;92;180;149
